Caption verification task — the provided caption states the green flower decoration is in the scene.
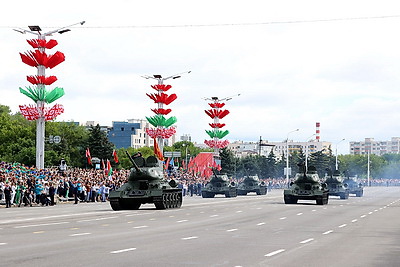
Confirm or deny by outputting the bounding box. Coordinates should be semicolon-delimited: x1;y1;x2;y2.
146;115;177;128
19;86;65;103
205;129;229;139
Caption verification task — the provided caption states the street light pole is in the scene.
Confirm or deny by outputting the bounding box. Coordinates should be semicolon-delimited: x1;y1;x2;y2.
15;21;85;169
285;129;299;186
335;138;345;170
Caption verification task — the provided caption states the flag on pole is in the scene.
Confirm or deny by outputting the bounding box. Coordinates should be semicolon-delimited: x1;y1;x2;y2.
101;159;105;170
85;148;92;165
153;138;164;161
106;159;113;177
112;149;119;163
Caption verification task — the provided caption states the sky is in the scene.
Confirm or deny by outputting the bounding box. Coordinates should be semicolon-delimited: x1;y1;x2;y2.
1;0;400;155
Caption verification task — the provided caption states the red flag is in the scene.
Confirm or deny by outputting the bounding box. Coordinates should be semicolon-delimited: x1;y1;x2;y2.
153;138;164;161
85;148;92;165
113;149;119;163
101;159;105;170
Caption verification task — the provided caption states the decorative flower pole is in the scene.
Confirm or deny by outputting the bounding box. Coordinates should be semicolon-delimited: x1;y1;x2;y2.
142;72;190;155
15;22;85;169
204;94;239;160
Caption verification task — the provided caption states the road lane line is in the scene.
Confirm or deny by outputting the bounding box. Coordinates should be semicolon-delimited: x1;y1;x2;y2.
265;249;285;257
351;219;358;223
360;215;367;218
110;248;136;254
70;233;91;237
181;236;198;240
297;213;303;216
177;220;188;223
300;238;314;244
257;222;266;226
77;216;117;222
133;225;148;229
227;229;238;232
322;230;333;235
338;224;347;228
0;243;6;245
280;217;287;220
210;215;219;217
14;221;69;229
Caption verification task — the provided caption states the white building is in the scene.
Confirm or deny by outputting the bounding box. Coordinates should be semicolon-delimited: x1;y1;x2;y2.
350;137;400;155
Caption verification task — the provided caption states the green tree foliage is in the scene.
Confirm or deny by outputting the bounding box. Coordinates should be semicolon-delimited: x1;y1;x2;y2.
87;124;114;164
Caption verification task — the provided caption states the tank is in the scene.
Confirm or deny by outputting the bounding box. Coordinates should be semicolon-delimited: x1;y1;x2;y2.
109;152;183;210
284;165;329;205
325;169;349;199
342;176;364;197
237;175;267;195
201;171;237;198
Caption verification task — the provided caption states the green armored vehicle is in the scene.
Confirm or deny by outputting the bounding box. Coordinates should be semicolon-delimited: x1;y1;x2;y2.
343;176;364;197
109;152;183;210
201;171;237;198
325;170;349;199
284;165;329;205
237;175;267;195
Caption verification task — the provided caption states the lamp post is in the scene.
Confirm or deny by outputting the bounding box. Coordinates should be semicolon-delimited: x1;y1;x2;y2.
182;143;189;168
142;71;190;155
305;133;316;170
285;129;299;186
14;21;85;169
335;138;345;170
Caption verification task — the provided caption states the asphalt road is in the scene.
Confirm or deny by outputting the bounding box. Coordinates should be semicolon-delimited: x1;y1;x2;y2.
1;187;400;267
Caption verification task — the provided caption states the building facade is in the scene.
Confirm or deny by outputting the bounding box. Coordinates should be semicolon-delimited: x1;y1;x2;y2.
349;137;400;155
107;119;177;149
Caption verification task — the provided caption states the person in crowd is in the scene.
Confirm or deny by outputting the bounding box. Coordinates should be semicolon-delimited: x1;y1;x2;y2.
4;183;12;208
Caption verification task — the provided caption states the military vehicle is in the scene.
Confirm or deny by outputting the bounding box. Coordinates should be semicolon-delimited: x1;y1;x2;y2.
237;175;267;195
343;176;364;197
284;165;329;205
325;169;349;199
109;152;183;210
201;170;237;198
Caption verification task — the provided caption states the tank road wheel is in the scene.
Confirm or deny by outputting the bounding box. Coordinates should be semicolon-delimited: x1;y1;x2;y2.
154;194;167;210
257;187;267;195
110;199;122;211
356;190;363;197
176;192;183;208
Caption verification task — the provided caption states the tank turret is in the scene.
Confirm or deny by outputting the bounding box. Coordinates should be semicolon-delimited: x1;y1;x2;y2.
237;175;267;195
284;165;329;205
109;152;183;210
201;169;237;198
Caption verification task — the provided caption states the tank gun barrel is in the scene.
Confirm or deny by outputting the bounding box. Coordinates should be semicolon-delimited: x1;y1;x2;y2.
125;151;141;173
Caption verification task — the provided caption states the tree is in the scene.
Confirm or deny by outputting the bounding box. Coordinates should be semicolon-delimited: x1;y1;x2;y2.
87;124;114;164
219;147;236;177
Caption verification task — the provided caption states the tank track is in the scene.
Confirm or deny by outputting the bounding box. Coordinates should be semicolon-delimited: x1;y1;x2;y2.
154;191;183;209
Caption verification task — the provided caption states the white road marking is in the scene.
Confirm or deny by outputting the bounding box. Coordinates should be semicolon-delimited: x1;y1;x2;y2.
265;249;285;257
236;210;243;213
77;216;117;222
257;222;266;226
0;243;6;245
181;236;198;240
177;220;188;223
133;225;148;229
368;212;373;215
297;213;303;216
110;248;136;254
14;221;69;229
311;209;316;212
227;228;238;232
338;224;347;228
351;219;358;223
280;217;287;220
210;215;219;217
300;238;314;244
69;233;91;237
360;215;367;218
322;230;333;235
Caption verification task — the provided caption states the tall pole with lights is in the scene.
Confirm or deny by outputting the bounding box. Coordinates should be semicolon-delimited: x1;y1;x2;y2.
142;71;190;155
285;129;299;186
15;21;85;169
